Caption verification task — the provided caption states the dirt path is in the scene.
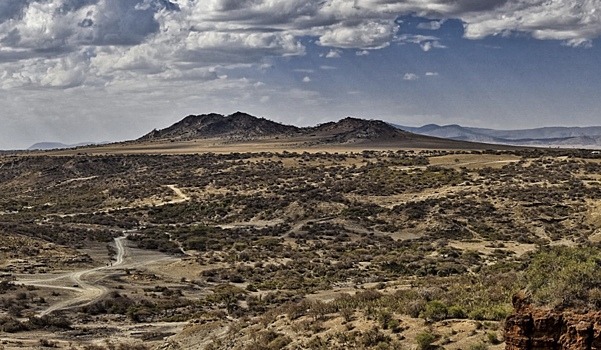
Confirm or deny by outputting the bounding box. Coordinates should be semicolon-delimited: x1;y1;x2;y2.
17;237;132;316
166;184;190;204
45;184;191;219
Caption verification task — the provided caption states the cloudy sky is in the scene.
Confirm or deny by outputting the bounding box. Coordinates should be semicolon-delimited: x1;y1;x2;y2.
1;0;601;149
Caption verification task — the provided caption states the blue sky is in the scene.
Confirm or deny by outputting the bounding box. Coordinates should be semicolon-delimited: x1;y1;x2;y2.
1;0;601;149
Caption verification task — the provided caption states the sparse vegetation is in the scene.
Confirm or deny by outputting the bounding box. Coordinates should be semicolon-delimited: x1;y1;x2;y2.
1;148;601;348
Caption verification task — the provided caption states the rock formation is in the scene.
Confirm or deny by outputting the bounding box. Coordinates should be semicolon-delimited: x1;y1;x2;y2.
505;293;601;349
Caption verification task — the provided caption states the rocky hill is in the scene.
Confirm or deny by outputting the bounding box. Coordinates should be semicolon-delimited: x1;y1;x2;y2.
140;113;434;145
140;112;300;141
308;117;409;143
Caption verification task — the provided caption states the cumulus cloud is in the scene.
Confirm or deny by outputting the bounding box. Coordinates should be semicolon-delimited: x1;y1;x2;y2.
458;0;601;46
1;0;600;91
302;76;311;83
362;0;601;45
318;20;397;49
0;48;100;89
325;49;342;58
403;73;419;81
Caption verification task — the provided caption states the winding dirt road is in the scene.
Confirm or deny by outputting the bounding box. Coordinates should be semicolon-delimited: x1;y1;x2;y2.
17;237;130;316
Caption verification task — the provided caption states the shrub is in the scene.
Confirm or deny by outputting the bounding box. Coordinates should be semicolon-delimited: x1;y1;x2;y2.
469;343;488;350
486;332;501;344
416;330;437;350
525;246;601;308
447;305;466;319
0;316;26;333
27;315;71;330
421;301;448;321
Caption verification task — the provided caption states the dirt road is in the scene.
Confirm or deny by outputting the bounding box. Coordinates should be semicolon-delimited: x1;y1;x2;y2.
17;237;132;316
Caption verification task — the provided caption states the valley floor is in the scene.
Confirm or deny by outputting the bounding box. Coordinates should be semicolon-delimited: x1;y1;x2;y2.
1;147;600;349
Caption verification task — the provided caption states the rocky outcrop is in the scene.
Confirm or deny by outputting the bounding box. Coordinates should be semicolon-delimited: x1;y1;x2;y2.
139;112;300;141
505;294;601;349
136;112;491;149
308;117;411;143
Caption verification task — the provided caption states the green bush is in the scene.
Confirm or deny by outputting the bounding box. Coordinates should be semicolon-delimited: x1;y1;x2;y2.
447;305;467;319
486;332;501;345
415;330;437;350
525;246;601;308
421;300;448;321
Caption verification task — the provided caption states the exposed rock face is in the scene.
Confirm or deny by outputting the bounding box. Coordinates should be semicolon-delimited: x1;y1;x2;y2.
505;294;601;349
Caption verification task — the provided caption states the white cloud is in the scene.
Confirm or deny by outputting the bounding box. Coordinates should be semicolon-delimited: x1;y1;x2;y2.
1;48;101;89
294;69;315;73
325;49;342;58
318;20;397;49
1;0;600;91
356;50;370;56
397;34;447;51
425;71;439;76
361;0;601;46
417;20;444;30
403;73;419;81
302;76;311;83
420;41;447;51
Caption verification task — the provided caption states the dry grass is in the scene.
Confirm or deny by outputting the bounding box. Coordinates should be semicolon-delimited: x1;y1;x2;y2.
429;153;521;169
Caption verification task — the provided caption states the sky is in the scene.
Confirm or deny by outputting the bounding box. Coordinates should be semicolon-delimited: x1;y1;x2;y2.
1;0;601;149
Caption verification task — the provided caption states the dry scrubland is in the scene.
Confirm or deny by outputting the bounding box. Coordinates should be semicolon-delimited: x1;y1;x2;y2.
1;147;601;349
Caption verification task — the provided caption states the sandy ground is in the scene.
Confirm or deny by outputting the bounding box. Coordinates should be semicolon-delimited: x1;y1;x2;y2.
15;237;177;316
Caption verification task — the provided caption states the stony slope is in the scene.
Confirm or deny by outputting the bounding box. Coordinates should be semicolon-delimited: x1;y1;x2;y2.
137;112;487;149
308;117;409;143
139;112;300;141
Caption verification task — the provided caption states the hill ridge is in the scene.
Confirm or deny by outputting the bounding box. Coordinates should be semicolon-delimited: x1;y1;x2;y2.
140;112;408;144
140;112;300;141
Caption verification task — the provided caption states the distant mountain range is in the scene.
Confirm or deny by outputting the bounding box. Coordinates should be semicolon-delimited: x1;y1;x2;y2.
396;124;601;148
28;141;102;150
26;113;601;153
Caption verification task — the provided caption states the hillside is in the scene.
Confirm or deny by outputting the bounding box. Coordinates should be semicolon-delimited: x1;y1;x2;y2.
139;112;300;141
139;113;410;143
132;112;499;152
308;117;409;143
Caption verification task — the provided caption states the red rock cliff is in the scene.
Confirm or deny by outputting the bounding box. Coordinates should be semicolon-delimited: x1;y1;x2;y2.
505;294;601;349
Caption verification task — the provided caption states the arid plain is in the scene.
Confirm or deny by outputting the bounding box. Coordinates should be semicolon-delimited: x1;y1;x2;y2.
2;115;601;349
